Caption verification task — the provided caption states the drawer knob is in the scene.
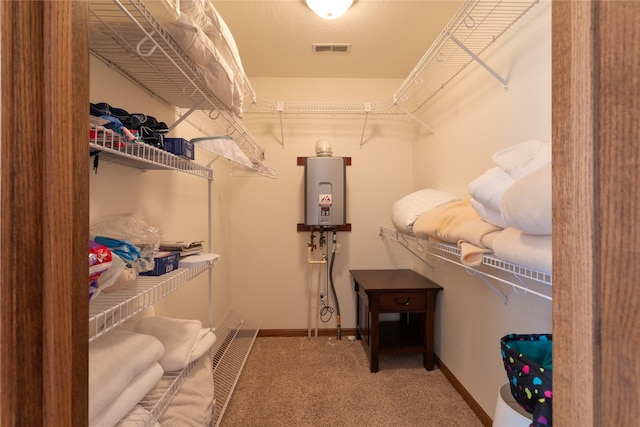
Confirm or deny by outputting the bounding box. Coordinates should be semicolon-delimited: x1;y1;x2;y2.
394;297;411;306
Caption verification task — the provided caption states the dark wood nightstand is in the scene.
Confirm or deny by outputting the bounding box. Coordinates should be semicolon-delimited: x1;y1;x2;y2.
350;269;443;373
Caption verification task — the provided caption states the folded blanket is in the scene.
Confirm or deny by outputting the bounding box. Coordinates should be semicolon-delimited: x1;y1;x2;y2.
500;165;552;235
89;328;164;419
158;356;215;426
120;316;217;372
413;199;502;248
492;227;552;274
492;139;551;180
458;241;494;267
468;167;516;213
89;362;164;427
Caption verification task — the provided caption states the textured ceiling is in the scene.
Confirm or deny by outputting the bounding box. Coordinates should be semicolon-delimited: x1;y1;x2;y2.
213;0;464;79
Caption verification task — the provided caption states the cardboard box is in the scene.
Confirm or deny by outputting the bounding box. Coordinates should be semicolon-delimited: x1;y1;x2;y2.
140;251;180;276
164;138;195;160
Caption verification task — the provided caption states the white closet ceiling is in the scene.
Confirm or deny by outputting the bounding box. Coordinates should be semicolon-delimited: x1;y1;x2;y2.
212;0;464;79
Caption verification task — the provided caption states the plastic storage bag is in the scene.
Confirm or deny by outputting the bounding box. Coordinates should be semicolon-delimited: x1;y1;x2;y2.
500;333;553;427
90;214;162;274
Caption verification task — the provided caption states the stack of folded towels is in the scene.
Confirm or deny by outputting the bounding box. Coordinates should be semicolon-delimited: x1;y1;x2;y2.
89;315;216;427
468;139;552;273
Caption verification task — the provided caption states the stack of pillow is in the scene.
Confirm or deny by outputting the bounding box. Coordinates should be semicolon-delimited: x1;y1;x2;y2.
468;139;552;273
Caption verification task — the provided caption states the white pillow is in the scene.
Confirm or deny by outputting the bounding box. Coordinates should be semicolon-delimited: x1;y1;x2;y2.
392;189;460;234
492;140;551;180
468;167;516;212
500;165;552;235
470;198;508;229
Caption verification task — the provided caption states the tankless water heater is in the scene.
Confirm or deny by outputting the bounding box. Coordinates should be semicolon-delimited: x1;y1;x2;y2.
304;156;346;227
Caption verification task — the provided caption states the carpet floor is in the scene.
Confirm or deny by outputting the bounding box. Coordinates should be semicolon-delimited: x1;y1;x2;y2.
219;336;484;427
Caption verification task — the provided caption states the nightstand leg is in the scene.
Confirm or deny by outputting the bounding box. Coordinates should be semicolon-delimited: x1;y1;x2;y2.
370;310;379;373
424;293;436;370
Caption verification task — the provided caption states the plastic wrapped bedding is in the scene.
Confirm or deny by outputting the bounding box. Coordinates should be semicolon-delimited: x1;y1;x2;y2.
391;188;460;234
160;0;246;116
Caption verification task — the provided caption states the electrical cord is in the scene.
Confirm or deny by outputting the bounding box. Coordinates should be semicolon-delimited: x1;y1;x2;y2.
319;296;334;323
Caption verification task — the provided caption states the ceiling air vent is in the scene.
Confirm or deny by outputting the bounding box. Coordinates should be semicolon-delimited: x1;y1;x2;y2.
312;43;351;53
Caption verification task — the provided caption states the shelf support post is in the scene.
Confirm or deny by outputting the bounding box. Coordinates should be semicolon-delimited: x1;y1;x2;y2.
394;102;435;135
359;103;371;147
277;101;285;148
168;99;205;132
447;33;509;90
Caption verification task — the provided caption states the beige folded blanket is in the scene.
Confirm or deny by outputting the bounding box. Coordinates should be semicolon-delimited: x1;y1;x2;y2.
413;199;502;249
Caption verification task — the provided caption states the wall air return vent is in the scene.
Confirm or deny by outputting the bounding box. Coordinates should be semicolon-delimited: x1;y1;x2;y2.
312;43;351;53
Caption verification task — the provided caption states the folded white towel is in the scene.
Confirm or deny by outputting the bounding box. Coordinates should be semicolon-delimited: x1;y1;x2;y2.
468;167;516;213
89;362;164;427
89;328;164;420
492;139;551;180
121;316;216;372
470;198;508;229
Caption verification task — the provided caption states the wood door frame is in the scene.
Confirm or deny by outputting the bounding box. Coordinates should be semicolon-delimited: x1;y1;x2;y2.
553;1;640;425
1;0;639;425
1;1;89;425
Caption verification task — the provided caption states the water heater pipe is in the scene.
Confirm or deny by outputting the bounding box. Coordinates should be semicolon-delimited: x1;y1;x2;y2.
307;232;326;338
329;231;342;340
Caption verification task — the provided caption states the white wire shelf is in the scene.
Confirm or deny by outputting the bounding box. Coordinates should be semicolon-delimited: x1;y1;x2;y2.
379;226;552;301
244;0;539;117
88;0;264;161
209;311;260;427
392;0;539;113
89;123;214;179
89;262;213;342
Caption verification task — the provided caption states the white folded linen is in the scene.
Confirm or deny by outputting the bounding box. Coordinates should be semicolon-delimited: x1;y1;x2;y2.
492;139;551;180
468;167;516;213
500;165;552;235
158;356;215;426
391;188;460;234
120;316;216;372
89;328;164;420
470;198;508;229
492;227;552;274
178;0;220;37
89;362;164;427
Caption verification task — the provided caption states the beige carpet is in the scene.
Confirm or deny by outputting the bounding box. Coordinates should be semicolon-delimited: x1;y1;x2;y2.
219;336;483;427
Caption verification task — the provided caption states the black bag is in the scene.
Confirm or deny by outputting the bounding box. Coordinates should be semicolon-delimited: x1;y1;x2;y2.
500;333;553;427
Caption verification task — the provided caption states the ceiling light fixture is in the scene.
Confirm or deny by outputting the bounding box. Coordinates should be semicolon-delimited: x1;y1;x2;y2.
306;0;354;19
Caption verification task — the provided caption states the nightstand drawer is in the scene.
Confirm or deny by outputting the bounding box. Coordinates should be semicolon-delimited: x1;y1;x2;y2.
379;292;425;311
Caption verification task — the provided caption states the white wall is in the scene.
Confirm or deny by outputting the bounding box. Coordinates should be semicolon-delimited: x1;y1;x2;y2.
405;0;553;417
226;77;415;329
